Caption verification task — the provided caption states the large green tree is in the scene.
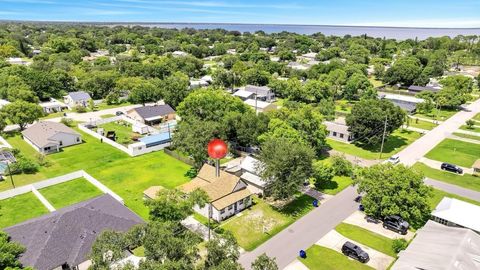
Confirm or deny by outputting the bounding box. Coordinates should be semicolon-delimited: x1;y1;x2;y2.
0;231;28;269
2;101;43;130
258;137;314;200
161;72;190;108
354;164;432;229
383;57;422;86
346;99;405;146
251;253;278;270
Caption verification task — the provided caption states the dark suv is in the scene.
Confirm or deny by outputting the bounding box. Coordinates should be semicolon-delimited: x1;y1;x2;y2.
441;163;463;174
341;241;369;263
383;215;409;235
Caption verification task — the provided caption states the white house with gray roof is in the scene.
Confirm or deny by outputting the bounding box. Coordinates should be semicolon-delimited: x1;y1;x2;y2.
244;85;275;102
4;194;144;270
127;104;176;125
63;91;92;109
324;120;353;143
22;121;82;154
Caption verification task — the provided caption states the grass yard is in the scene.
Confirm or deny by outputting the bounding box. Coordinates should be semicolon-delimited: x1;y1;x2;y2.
98;120;139;145
459;125;480;133
414;163;480;192
316;176;353;195
368;77;384;88
1;130;191;219
429;188;480;209
220;195;314;251
100;114;116;119
38;178;103;209
327;129;422;160
335;100;355;114
425;138;480;167
414;108;459;121
407;118;438;131
0;192;49;228
473;113;480;121
300;245;374;270
452;132;480;141
40;111;68;120
335;223;396;257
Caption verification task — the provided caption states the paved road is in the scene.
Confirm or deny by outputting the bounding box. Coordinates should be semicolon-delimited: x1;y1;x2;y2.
239;186;358;270
398;98;480;167
425;178;480;201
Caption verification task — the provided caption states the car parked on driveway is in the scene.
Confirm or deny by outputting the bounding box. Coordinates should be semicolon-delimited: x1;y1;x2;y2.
383;215;409;235
341;241;370;263
386;155;400;165
441;162;463;174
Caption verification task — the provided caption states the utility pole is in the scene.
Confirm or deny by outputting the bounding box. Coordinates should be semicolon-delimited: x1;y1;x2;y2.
207;204;212;241
379;115;388;160
255;88;258;114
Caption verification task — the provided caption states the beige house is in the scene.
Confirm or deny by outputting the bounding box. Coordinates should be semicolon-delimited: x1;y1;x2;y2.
180;164;252;222
143;186;164;200
127;105;176;125
22;122;82;154
324;120;353;143
63;91;92;109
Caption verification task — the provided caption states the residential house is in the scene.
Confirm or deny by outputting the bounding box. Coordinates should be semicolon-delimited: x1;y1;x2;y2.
324;120;353;143
4;194;143;270
0;99;10;109
379;93;425;114
226;49;237;55
127;104;176;125
392;221;480;270
63;91;92;109
189;79;210;89
22;121;82;154
244;85;275;102
431;197;480;233
180;164;252;222
407;85;442;94
172;51;188;57
6;57;30;66
239;156;269;195
244;99;277;113
143;186;164;200
287;61;310;71
39;98;68;114
233;89;255;101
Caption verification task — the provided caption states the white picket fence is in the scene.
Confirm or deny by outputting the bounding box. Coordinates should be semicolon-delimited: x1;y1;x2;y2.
0;170;123;204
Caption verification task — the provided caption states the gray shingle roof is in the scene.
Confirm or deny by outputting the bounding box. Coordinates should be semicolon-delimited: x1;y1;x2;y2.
67;91;92;101
408;85;440;93
130;105;175;120
21;121;80;148
4;194;144;270
245;85;272;97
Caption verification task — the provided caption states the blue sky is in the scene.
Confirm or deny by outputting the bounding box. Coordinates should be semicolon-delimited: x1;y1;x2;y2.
0;0;479;27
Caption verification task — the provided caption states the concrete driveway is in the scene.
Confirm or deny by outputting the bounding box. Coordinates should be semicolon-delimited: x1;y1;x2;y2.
283;260;309;270
343;211;415;241
419;157;473;174
316;230;394;270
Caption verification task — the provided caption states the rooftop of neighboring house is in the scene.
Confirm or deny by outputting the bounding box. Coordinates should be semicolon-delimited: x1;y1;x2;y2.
244;85;272;96
324;120;350;134
180;164;251;210
408;85;441;92
65;91;92;101
128;104;175;120
21;121;81;148
380;93;425;104
431;197;480;232
244;99;276;110
392;220;480;270
4;194;144;270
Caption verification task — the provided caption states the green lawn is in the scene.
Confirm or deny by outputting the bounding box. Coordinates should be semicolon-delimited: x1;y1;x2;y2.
429;188;480;209
0;192;49;228
473;113;480;121
414;163;480;192
220;195;314;251
41;111;69;120
414;108;459;121
335;223;396;257
334;100;355;114
327;129;422;160
300;245;374;270
98;120;139;145
368;77;384;88
317;176;353;195
459;125;480;133
38;178;103;209
2;131;191;219
425;138;480;167
408;118;437;130
452;132;480;141
100;114;116;119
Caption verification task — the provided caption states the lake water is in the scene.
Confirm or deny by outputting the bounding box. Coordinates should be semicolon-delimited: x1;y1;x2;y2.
120;23;480;40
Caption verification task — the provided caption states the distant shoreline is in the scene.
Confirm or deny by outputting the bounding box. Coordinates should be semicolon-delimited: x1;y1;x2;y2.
1;20;480;30
1;20;479;39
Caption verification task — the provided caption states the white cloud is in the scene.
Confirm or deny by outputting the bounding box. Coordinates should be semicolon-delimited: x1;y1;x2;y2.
347;19;480;28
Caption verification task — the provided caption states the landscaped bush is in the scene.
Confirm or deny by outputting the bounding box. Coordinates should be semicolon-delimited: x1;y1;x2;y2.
392;238;408;253
330;154;353;176
60;117;74;127
35;153;51;167
8;156;39;174
312;161;335;189
74;105;87;113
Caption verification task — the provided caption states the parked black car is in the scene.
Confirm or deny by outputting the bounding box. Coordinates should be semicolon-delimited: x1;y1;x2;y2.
441;163;463;174
354;195;362;203
115;111;124;116
341;241;369;263
383;215;409;235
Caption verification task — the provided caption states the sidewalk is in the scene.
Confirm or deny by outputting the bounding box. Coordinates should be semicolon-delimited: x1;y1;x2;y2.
408;115;443;124
327;149;381;167
181;216;212;241
448;134;480;145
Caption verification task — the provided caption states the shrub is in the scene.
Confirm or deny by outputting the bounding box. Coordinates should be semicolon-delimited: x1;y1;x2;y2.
35;153;51;167
466;119;475;129
392;238;408;253
8;156;39;174
74;105;87;113
330;154;353;176
312;161;335;189
60;117;74;127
